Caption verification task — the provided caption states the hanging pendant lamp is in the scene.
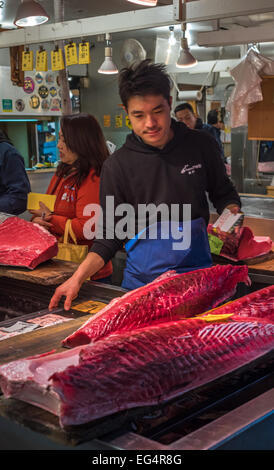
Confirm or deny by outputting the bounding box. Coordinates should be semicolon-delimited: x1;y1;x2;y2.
14;0;49;27
126;0;157;6
98;34;119;75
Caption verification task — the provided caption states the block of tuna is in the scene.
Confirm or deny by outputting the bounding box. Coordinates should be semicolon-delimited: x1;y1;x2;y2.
0;214;58;269
63;264;250;348
202;284;274;322
0;315;273;427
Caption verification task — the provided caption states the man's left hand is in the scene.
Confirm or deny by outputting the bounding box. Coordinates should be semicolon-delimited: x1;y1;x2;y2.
225;204;241;214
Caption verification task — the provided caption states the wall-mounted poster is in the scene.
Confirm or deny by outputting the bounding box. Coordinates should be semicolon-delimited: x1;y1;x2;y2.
23;77;35;94
38;85;49;99
15;99;25;112
2;99;12;112
0;66;62;116
29;95;40;109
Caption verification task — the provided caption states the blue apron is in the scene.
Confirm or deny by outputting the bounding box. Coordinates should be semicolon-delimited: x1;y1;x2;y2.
122;218;212;290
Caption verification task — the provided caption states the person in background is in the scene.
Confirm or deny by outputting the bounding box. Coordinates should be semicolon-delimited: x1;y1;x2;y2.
0;130;31;215
203;109;226;162
174;102;204;130
29;113;112;283
175;104;226;163
49;60;241;311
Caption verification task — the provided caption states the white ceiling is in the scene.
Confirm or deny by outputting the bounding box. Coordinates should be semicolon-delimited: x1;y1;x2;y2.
1;1;274;72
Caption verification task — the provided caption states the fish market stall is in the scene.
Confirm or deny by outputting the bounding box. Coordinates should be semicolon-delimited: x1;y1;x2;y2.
0;266;272;451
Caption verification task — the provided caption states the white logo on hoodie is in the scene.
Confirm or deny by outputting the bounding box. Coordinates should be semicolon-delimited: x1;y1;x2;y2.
181;164;202;175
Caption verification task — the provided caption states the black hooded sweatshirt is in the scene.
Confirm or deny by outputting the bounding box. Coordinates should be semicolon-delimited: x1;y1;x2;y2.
90;119;240;264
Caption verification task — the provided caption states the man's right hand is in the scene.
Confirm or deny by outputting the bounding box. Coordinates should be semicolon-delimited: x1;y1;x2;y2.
48;252;105;311
49;276;82;311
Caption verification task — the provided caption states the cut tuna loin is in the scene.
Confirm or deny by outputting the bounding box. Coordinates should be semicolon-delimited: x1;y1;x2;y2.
63;264;249;348
0;214;58;269
237;227;273;260
0;315;272;427
203;284;274;322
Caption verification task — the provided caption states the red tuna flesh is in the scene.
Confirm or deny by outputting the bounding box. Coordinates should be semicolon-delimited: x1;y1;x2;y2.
0;216;58;269
237;227;272;260
0;346;83;416
0;316;273;427
48;317;274;426
203;284;274;322
63;264;249;348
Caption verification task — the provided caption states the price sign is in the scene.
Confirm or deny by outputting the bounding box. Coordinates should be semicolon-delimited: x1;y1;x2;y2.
22;50;33;71
125;115;132;130
115;114;123;128
78;42;91;64
64;42;78;66
103;114;111;128
36;50;48;72
51;48;65;71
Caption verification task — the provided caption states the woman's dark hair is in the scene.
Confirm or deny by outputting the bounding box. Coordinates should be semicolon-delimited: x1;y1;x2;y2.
118;59;172;109
56;113;109;186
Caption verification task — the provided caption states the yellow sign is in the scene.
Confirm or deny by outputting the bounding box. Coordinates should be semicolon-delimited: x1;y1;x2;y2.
36;50;48;72
78;42;90;65
22;50;34;71
51;48;65;71
104;114;111;128
125;116;132;130
196;313;233;322
64;42;78;66
72;300;107;314
27;193;56;211
115;114;123;128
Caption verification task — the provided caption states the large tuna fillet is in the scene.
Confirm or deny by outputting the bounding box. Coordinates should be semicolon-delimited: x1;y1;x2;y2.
204;284;274;322
0;315;273;427
63;264;249;348
0;213;58;269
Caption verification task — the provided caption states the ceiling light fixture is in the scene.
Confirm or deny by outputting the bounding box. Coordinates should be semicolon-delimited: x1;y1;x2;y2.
176;22;197;68
126;0;157;6
14;0;49;27
98;33;118;75
168;26;177;46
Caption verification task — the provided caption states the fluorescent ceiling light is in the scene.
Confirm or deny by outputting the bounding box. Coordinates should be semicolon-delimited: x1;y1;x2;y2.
14;0;49;27
127;0;157;6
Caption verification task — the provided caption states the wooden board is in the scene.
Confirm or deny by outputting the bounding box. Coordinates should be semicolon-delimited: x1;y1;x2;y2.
248;76;274;140
0;313;90;365
0;259;79;286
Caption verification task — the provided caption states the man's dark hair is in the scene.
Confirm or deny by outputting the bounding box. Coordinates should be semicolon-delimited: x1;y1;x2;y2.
207;109;218;125
118;59;172;109
174;103;194;115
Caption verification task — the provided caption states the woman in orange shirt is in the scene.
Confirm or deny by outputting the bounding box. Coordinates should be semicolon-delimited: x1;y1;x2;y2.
30;113;112;282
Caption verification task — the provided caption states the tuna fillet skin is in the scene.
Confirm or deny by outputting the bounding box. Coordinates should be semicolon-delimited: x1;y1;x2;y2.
0;216;58;269
63;265;249;348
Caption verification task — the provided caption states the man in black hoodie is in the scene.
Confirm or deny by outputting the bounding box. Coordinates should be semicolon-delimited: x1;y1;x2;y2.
49;60;241;310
